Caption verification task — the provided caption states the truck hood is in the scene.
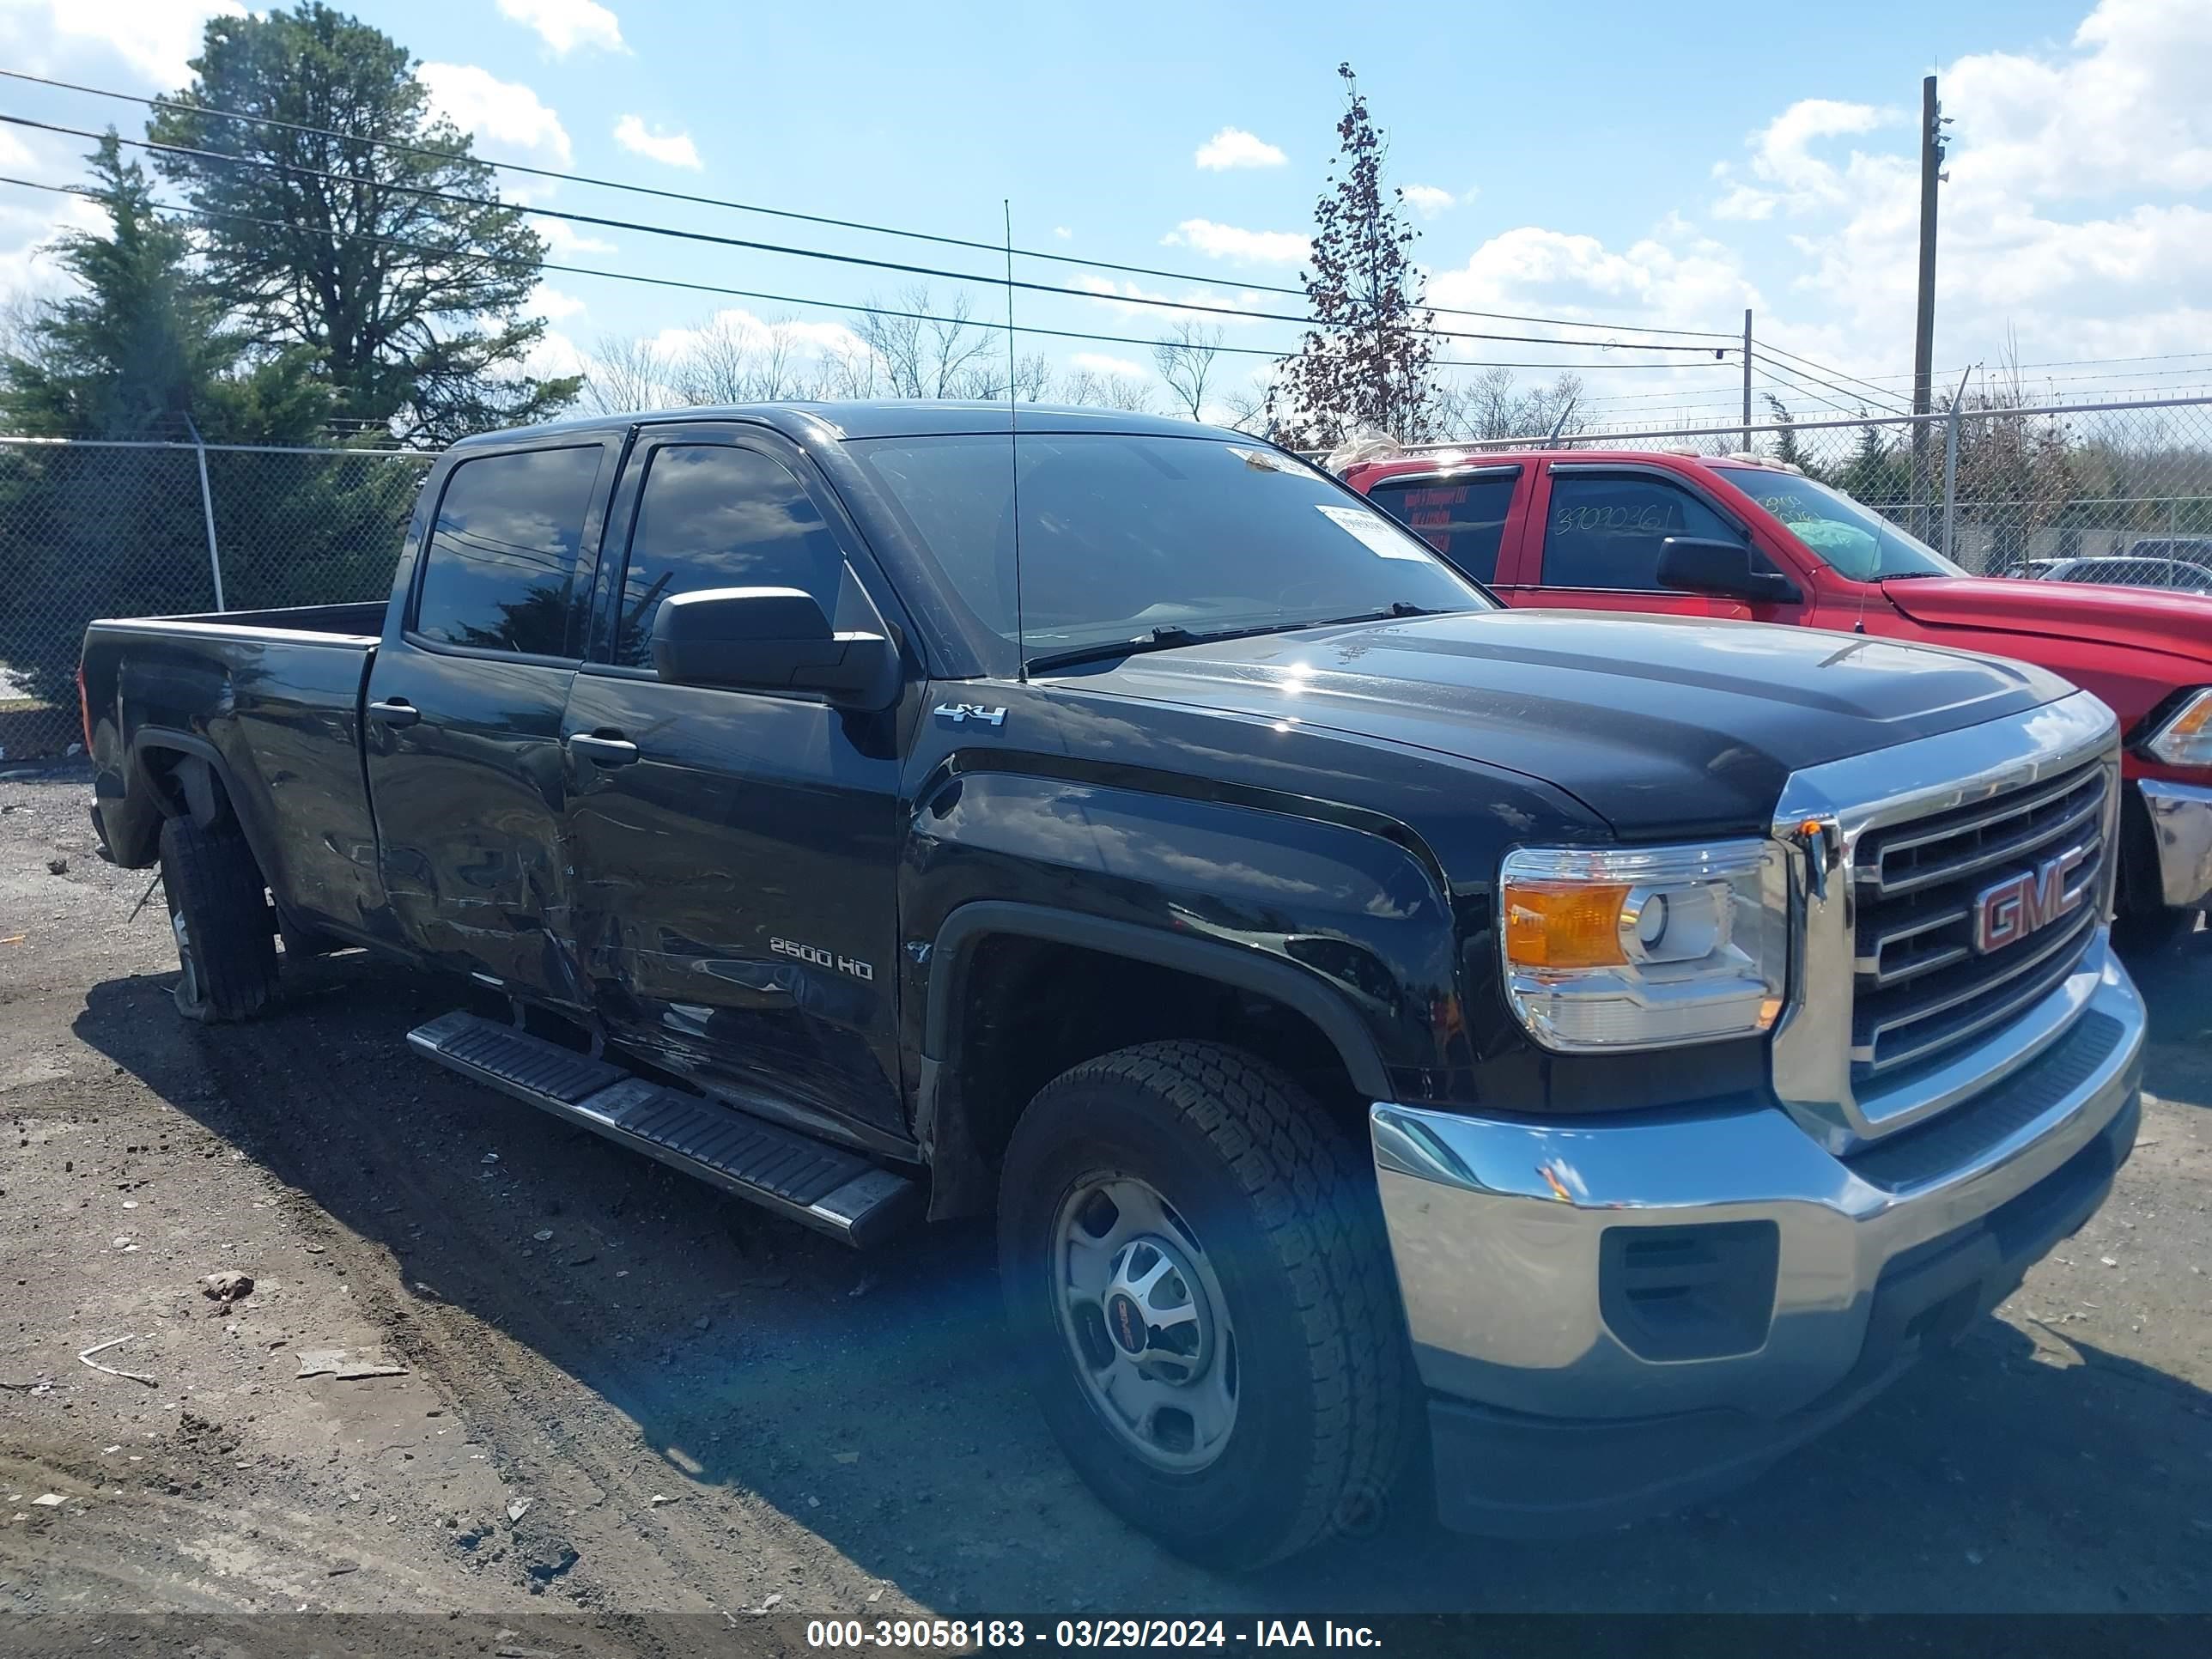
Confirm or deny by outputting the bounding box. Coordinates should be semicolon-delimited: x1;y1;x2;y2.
1069;609;2071;837
1881;575;2212;664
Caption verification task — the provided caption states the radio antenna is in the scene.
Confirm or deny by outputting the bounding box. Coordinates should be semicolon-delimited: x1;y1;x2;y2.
1005;198;1027;682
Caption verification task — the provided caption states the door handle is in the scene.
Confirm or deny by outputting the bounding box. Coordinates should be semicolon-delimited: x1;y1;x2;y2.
566;732;641;767
367;697;421;728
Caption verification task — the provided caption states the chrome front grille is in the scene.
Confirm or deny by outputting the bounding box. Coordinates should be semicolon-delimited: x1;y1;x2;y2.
1850;758;2108;1079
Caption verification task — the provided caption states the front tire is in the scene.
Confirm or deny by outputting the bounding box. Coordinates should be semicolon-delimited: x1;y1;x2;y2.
158;816;278;1022
998;1042;1409;1570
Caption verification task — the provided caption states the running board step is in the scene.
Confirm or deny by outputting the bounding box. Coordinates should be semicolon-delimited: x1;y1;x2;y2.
405;1012;919;1249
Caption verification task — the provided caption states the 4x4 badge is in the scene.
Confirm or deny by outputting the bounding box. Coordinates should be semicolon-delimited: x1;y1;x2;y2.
934;703;1007;727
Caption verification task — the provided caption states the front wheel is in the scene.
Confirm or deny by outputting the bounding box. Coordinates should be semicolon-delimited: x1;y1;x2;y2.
998;1042;1409;1570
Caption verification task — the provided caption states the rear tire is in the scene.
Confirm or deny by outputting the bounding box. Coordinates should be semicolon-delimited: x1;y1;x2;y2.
158;816;278;1022
998;1041;1410;1570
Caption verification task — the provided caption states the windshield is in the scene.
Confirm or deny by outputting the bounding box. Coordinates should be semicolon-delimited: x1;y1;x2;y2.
846;432;1488;668
1716;466;1965;581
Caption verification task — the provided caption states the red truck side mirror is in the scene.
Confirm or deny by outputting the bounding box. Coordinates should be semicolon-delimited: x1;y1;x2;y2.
1657;537;1801;605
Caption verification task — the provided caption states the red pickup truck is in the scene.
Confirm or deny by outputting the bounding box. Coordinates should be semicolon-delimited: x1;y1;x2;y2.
1344;447;2212;951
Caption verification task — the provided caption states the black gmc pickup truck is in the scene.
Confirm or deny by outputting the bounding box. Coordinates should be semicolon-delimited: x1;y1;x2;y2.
82;403;2144;1568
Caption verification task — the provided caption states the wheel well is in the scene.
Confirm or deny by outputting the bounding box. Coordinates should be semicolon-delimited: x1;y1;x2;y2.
943;935;1368;1183
2118;782;2163;917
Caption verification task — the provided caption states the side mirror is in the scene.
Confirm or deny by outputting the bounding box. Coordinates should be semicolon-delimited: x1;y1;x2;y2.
651;586;900;710
1657;537;1800;605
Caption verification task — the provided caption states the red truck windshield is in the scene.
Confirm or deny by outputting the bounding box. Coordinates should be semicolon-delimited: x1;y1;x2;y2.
1714;465;1965;582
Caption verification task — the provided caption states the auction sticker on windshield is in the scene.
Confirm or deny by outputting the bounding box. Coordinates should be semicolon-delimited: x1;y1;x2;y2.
1316;502;1431;560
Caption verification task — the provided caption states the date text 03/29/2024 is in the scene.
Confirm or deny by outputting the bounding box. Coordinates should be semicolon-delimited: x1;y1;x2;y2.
803;1620;1382;1650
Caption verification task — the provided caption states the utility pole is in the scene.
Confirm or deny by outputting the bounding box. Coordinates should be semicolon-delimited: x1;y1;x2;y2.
1910;74;1948;537
1741;308;1753;452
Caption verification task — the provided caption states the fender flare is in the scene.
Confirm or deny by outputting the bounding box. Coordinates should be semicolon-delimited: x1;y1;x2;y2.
922;900;1392;1100
912;901;1395;1220
128;729;270;873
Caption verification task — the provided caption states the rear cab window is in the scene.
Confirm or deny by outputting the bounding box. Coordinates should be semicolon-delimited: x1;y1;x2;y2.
412;446;607;657
1364;471;1519;584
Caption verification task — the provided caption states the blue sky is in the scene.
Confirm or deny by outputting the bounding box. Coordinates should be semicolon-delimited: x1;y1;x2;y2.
3;0;2208;428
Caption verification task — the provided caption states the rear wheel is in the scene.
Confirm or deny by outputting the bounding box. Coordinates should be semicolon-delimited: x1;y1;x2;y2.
998;1041;1409;1570
158;816;278;1022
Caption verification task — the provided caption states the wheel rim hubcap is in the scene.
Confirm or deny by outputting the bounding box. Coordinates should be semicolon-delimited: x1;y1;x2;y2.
1053;1175;1238;1471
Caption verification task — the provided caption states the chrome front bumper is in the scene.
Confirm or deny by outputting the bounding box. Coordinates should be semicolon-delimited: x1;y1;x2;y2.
1370;942;2144;1426
2139;777;2212;910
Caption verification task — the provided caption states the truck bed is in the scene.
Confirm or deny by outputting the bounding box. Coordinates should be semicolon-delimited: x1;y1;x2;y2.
81;604;386;940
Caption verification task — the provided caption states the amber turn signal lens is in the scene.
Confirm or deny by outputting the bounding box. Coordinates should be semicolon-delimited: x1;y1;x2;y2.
1504;882;1632;969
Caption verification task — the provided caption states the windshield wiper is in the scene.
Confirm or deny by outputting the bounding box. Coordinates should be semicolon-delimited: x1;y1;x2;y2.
1024;623;1279;676
1024;605;1455;676
1310;601;1456;625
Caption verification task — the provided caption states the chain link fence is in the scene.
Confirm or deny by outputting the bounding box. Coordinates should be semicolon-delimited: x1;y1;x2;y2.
1455;393;2212;580
0;437;434;755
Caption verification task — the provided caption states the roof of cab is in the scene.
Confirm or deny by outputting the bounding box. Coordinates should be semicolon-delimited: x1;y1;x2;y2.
448;399;1248;450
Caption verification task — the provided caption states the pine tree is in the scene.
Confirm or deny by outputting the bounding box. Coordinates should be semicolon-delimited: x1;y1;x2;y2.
149;3;579;444
0;136;326;441
1267;65;1437;447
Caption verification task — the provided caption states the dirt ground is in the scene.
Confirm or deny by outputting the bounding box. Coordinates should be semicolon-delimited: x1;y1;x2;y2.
3;757;2209;1625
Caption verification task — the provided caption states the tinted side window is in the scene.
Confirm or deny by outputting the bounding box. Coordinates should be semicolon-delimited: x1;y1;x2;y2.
614;445;848;669
1366;474;1517;583
1541;473;1738;591
415;447;604;655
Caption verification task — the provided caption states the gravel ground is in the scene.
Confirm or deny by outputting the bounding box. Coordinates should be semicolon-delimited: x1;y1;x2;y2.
2;758;2209;1623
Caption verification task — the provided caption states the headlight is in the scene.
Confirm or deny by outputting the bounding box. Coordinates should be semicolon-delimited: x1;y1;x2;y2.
2143;688;2212;767
1499;841;1789;1052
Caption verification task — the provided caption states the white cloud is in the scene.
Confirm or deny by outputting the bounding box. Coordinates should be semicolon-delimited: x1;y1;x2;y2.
497;0;625;55
1684;0;2212;372
613;115;702;171
1194;127;1285;170
538;219;617;258
0;0;244;88
523;326;586;383
1070;352;1147;380
1073;273;1273;329
1160;219;1309;264
646;308;867;368
531;284;586;320
1402;185;1457;218
0;180;106;305
0;128;33;169
1053;226;1073;240
419;63;572;167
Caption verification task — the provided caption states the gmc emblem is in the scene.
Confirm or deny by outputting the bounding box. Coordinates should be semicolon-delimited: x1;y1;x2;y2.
1972;845;2091;954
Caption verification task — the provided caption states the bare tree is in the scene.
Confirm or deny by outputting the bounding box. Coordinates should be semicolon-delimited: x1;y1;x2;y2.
1433;368;1585;442
971;350;1055;403
583;332;667;415
856;285;999;398
1060;367;1155;413
1218;373;1284;438
667;314;836;404
1152;321;1224;421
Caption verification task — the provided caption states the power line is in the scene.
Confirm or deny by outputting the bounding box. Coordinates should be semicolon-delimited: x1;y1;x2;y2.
1752;350;1911;416
0;102;1735;356
1753;342;1916;410
0;173;1722;374
0;66;1738;345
